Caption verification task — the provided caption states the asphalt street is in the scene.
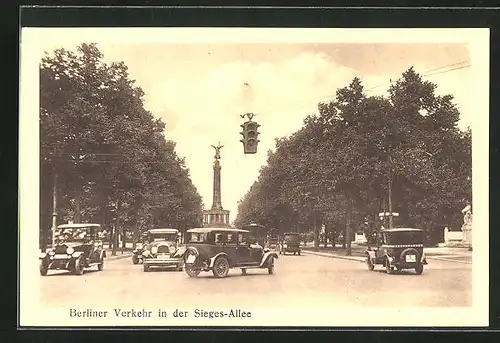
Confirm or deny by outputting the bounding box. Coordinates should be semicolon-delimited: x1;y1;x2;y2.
40;252;471;309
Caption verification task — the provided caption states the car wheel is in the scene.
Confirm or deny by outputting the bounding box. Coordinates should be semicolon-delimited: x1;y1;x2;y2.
73;257;84;275
177;260;184;271
366;256;374;271
39;260;48;276
415;263;424;275
143;264;150;272
241;268;247;275
385;259;393;275
97;257;104;271
298;251;301;256
212;256;229;278
132;255;139;265
267;256;275;275
185;266;200;277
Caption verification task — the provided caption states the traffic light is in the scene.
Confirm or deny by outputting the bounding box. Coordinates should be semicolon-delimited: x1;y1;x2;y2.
240;120;260;154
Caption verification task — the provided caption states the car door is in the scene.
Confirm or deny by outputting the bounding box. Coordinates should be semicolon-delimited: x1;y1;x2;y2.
214;232;239;266
235;233;254;264
375;232;385;262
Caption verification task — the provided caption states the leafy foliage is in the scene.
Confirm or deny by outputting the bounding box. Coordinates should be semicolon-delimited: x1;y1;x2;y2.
235;68;471;252
40;43;203;250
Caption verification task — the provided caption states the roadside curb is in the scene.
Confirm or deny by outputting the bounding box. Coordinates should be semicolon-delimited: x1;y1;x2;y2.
302;250;365;262
426;256;472;264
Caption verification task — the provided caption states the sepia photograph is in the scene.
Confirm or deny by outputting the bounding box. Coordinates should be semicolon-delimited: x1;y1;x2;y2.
19;27;489;327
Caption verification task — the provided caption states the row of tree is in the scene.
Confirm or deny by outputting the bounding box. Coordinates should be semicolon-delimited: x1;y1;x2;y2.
40;43;204;253
234;68;472;254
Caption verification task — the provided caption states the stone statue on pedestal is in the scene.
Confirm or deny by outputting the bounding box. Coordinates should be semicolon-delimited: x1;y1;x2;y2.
461;204;472;249
210;143;224;160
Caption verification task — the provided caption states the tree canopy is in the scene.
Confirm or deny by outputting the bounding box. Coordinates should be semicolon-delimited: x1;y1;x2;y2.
40;43;203;251
235;68;471;253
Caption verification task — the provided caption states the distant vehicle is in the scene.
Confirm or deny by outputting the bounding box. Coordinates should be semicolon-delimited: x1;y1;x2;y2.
267;237;279;250
39;223;105;276
183;227;278;278
365;228;428;275
277;232;301;255
142;228;185;272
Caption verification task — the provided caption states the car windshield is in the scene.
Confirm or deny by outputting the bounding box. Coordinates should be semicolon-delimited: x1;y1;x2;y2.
284;234;300;243
150;233;177;242
56;227;94;243
385;231;423;245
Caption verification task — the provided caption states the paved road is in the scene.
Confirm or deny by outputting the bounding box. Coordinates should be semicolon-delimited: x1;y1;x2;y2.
40;253;471;309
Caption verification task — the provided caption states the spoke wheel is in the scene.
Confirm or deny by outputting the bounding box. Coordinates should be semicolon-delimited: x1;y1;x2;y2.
212;256;229;278
73;257;84;275
185;266;200;277
39;260;48;276
267;256;275;275
366;256;374;271
97;257;104;271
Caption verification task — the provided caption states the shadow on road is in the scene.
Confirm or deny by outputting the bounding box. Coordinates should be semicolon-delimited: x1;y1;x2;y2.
43;268;101;277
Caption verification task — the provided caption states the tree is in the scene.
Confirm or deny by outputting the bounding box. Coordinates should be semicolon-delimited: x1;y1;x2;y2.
235;67;472;252
40;43;203;251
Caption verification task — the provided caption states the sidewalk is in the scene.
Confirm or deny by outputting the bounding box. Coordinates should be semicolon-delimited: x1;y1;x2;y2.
301;243;472;264
104;243;134;261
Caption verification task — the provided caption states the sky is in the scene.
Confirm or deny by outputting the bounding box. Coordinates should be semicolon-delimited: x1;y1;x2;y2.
38;38;474;223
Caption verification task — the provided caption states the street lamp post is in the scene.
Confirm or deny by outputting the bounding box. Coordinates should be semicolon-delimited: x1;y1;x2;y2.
386;147;434;229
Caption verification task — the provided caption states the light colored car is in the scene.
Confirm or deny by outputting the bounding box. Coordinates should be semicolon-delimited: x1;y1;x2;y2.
39;223;105;276
142;228;185;272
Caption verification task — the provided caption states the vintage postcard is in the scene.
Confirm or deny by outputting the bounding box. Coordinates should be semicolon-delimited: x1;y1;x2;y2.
19;27;489;327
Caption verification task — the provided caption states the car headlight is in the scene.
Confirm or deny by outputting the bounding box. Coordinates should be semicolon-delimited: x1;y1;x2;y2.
169;246;176;254
142;250;150;257
48;250;55;256
66;247;74;255
151;246;158;254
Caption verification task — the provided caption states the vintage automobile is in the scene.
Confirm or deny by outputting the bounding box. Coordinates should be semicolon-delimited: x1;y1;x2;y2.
183;227;279;278
131;232;150;264
39;223;106;276
142;228;185;272
365;228;428;275
277;232;301;255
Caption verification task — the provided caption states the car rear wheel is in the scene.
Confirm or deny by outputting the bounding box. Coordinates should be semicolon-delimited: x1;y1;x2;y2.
132;255;139;265
39;260;48;276
366;256;374;271
185;266;200;277
415;263;424;275
73;257;84;275
267;256;275;275
212;256;229;278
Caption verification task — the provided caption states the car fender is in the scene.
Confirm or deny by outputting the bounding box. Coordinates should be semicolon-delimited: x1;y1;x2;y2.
71;251;85;258
209;252;229;268
366;250;376;261
259;251;278;267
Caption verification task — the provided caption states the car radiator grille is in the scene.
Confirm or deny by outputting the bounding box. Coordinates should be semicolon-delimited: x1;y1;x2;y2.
157;246;170;254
